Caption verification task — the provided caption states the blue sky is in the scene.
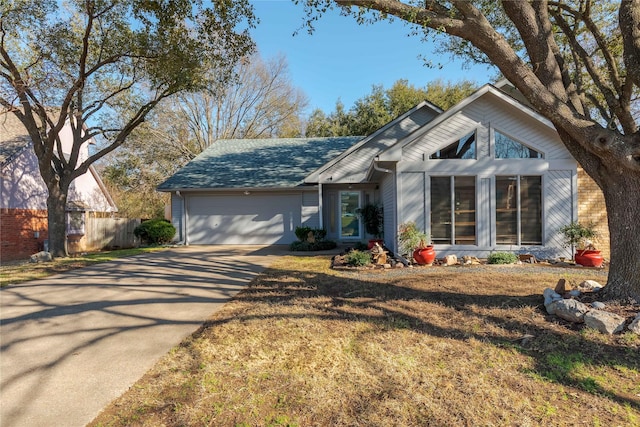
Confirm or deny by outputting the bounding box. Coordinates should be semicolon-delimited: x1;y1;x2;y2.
249;1;499;113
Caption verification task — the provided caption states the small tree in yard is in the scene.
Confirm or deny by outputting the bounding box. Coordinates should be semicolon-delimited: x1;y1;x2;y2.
0;0;256;258
303;1;640;301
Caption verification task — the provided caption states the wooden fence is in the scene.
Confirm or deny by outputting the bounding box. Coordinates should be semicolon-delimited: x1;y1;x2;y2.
84;217;141;251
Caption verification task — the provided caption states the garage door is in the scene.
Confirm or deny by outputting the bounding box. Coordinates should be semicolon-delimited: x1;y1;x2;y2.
186;194;302;244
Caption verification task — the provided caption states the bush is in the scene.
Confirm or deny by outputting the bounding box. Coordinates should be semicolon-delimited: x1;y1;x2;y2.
134;219;176;245
289;240;337;251
345;250;372;267
487;252;518;264
294;226;327;242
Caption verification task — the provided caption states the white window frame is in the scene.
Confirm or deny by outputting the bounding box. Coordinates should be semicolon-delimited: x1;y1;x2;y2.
339;190;362;240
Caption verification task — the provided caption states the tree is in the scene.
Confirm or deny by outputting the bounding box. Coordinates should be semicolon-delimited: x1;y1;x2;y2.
305;0;640;301
305;78;476;136
0;0;256;257
103;52;308;218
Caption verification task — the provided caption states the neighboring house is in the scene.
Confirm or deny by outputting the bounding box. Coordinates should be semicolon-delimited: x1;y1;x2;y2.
1;111;117;262
159;82;610;259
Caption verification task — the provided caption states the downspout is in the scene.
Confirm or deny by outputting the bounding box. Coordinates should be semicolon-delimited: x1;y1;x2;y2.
175;191;187;245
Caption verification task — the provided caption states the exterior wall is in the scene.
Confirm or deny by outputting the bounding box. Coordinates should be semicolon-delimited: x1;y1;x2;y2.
0;208;48;262
577;167;610;259
320;105;437;184
170;193;184;243
1;148;48;210
380;168;397;251
395;93;577;259
301;190;320;229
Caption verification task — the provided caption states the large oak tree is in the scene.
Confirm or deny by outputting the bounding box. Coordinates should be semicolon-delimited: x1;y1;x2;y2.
304;0;640;301
1;0;255;257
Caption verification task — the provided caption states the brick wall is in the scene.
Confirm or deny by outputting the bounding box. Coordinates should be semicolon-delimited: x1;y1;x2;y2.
1;208;49;262
577;168;610;259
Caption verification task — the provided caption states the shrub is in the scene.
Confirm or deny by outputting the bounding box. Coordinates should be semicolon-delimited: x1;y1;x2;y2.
345;250;372;267
134;219;176;245
289;240;337;251
294;226;327;242
487;251;518;264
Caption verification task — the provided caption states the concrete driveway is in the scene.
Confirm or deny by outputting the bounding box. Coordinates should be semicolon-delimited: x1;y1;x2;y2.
0;245;285;427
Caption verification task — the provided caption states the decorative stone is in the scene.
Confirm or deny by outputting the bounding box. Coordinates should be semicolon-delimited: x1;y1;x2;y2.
443;255;458;266
30;251;52;263
554;279;568;294
519;254;537;263
543;288;563;314
568;289;582;298
584;310;626;335
578;280;602;291
628;317;640;335
591;301;606;310
553;299;589;323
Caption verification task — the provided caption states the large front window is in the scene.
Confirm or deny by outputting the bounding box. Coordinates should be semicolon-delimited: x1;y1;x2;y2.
495;176;542;245
431;176;476;244
340;191;361;238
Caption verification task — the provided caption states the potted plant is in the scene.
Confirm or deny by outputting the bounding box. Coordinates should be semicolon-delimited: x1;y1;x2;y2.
558;221;603;267
356;203;384;249
398;222;436;265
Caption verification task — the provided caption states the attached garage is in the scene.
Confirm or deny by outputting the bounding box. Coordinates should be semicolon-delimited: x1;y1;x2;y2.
184;193;303;245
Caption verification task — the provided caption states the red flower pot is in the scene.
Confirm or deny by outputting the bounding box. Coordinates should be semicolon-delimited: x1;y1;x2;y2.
413;246;436;265
575;250;603;267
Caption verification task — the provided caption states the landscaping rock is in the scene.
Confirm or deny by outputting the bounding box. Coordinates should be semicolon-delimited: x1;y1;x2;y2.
554;279;568;294
628;316;640;335
30;251;52;263
543;288;563;314
443;255;458;266
584;310;626;335
591;301;606;310
553;299;589;323
578;280;603;292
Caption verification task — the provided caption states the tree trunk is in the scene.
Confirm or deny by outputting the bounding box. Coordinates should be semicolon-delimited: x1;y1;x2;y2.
599;172;640;302
46;184;69;258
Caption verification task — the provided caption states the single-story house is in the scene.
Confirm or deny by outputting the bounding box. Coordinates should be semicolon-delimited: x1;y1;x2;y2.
158;81;609;259
1;111;117;261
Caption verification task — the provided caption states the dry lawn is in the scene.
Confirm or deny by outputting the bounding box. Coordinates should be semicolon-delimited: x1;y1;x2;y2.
90;257;639;427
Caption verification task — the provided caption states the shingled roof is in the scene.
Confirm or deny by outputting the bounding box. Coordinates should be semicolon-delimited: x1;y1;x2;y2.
157;137;362;190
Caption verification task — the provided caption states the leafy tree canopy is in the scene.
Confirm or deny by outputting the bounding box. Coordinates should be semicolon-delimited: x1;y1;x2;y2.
305;78;477;137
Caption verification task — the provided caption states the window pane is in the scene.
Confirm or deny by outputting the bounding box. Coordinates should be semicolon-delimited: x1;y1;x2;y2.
430;177;451;244
495;132;543;158
520;176;542;244
430;131;476;159
496;176;518;244
340;191;360;238
454;176;476;244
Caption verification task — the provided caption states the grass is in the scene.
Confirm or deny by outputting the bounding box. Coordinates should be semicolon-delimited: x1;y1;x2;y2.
86;256;638;426
0;246;169;287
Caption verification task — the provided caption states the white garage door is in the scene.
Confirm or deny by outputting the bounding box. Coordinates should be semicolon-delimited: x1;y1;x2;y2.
186;194;302;244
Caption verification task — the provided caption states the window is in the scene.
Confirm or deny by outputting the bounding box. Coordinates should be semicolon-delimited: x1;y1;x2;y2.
340;191;361;238
430;131;476;159
431;176;476;244
495;176;542;245
495;131;543;158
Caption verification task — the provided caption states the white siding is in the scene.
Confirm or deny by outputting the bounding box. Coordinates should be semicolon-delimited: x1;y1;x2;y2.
380;170;397;251
302;191;320;229
322;105;436;183
170;193;183;242
399;172;426;230
545;170;574;258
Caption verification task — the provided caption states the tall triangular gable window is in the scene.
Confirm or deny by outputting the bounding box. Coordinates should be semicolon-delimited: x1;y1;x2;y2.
495;131;543;159
429;131;476;159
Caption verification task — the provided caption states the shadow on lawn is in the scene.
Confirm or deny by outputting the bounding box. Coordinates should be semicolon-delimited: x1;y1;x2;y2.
204;264;640;412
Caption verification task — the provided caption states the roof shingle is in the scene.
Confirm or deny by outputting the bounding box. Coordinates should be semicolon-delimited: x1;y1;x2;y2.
157;137;362;190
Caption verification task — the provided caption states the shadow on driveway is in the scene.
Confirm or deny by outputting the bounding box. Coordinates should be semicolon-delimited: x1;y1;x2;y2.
0;245;285;427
